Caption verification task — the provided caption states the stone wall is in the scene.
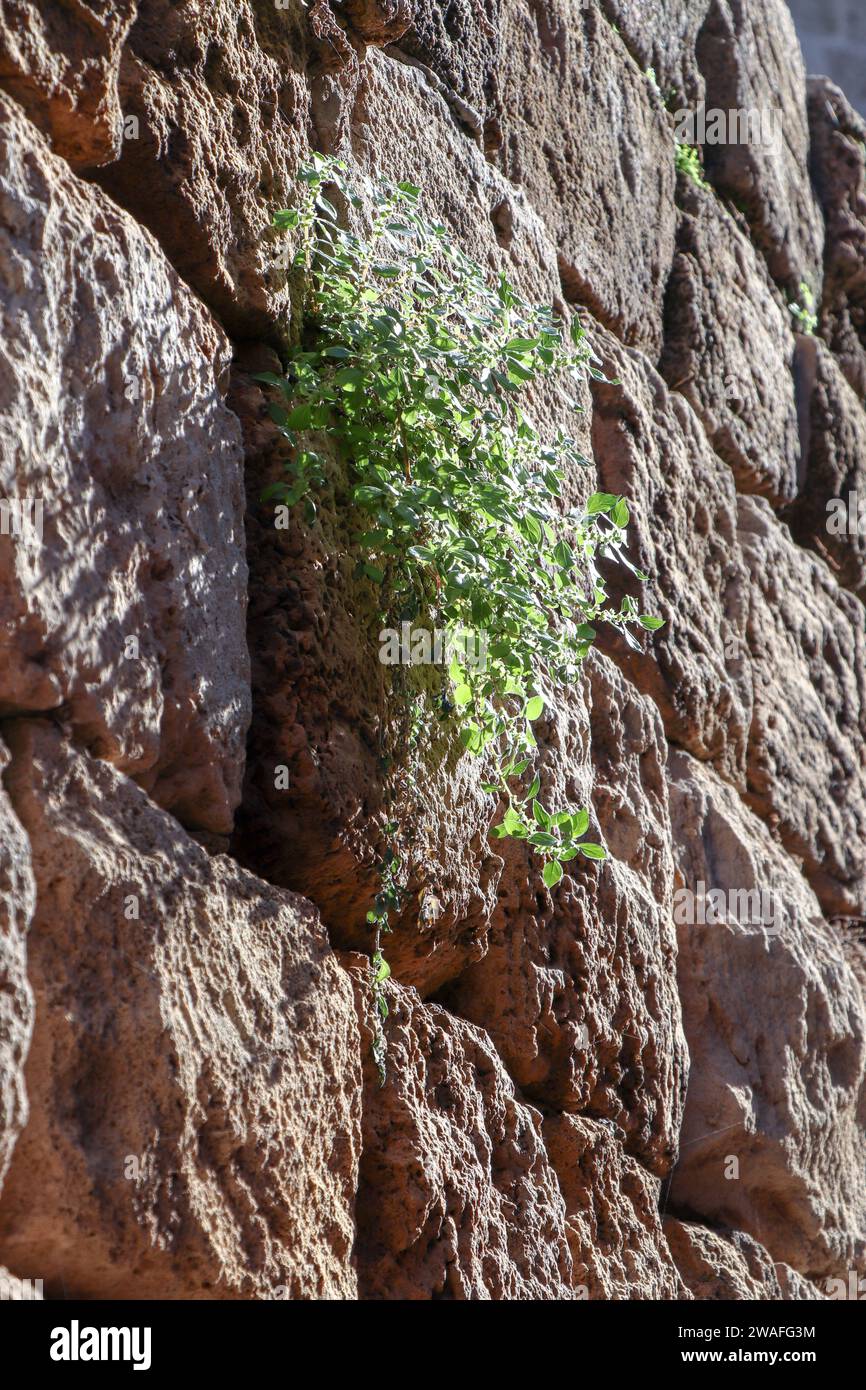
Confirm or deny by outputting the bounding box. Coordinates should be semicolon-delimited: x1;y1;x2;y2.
0;0;864;1301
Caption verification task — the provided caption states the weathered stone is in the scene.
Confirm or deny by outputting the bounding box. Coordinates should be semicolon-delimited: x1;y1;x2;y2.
349;963;575;1300
661;177;800;505
0;0;135;168
598;0;707;100
351;46;566;302
400;1;678;354
784;336;866;602
665;1218;826;1300
808;78;866;402
544;1114;687;1300
0;91;248;835
692;0;823;294
446;655;687;1176
95;1;312;334
668;750;866;1279
0;0;863;1307
0;735;34;1196
590;323;752;788
0;720;361;1300
603;0;824;293
739;495;866;917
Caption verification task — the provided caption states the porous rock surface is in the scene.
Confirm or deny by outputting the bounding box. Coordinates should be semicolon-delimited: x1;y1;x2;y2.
0;719;361;1300
0;90;249;837
0;0;864;1302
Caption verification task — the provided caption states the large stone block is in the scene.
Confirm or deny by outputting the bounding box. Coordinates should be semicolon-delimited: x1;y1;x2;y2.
0;0;135;167
696;0;824;293
590;324;753;787
739;495;866;917
661;177;800;505
668;750;866;1279
400;1;678;354
665;1219;826;1300
350;965;576;1300
95;0;314;334
808;77;866;402
0;721;362;1300
544;1114;686;1300
0;91;248;835
603;0;824;294
445;655;687;1177
784;336;866;602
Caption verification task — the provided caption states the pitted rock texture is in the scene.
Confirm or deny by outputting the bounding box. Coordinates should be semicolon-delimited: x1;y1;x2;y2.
590;323;753;788
665;1218;825;1300
404;0;678;354
784;336;866;601
738;495;866;918
544;1114;686;1300
0;720;361;1300
668;750;866;1279
446;655;687;1176
95;0;314;336
350;964;576;1300
661;174;800;505
808;77;866;401
695;0;824;294
0;735;33;1192
0;0;865;1305
0;90;249;836
601;0;824;293
0;0;135;168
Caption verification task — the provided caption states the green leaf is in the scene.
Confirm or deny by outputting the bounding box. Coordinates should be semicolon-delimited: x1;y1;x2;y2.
529;831;558;848
525;695;545;721
612;498;630;527
273;208;300;229
579;843;607;860
572;809;590;837
503;806;524;836
285;403;314;429
587;492;618;514
639;615;665;631
543;860;563;888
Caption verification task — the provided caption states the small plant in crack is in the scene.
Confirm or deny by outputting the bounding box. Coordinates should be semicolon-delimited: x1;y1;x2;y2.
259;154;662;1074
675;140;711;190
788;279;818;336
